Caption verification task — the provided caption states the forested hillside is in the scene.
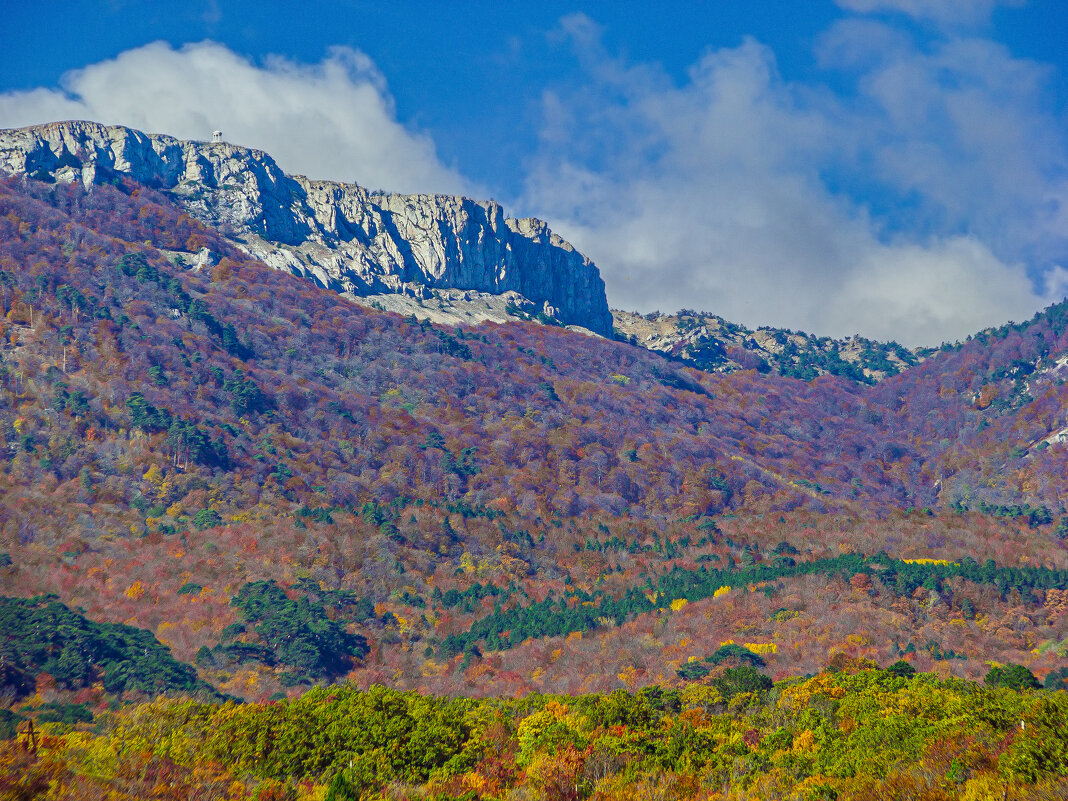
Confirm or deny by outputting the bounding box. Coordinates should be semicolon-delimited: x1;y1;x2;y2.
7;667;1068;800
0;170;1067;799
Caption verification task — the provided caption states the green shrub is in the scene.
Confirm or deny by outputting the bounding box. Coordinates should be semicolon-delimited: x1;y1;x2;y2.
985;663;1041;691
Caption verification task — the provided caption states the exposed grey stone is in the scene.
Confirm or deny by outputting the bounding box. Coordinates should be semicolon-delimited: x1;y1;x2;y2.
0;120;613;335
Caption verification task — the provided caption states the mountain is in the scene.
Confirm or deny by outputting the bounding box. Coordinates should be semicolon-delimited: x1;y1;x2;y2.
612;308;923;384
2;165;1067;704
3;120;1068;800
0;118;1067;734
0;120;614;335
0;121;935;371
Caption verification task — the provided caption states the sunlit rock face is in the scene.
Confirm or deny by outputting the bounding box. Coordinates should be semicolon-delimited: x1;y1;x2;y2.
0;120;614;335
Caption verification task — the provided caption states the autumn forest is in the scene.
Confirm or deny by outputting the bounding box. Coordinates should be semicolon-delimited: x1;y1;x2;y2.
2;172;1068;799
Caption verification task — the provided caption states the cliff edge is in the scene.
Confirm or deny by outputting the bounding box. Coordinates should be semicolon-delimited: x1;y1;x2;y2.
0;121;613;335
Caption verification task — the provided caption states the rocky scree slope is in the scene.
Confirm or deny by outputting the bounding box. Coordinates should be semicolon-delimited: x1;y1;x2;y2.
0;120;613;335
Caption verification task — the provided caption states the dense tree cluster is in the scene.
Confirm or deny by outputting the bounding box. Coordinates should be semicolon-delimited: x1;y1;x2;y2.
440;552;1068;660
4;667;1068;799
205;579;369;685
0;595;213;699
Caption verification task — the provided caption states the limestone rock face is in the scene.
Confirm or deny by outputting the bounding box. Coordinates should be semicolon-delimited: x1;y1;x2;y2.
0;120;613;335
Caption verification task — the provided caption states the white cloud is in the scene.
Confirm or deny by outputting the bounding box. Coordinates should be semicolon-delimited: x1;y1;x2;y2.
0;41;471;196
834;237;1041;343
516;14;1066;346
819;22;1068;288
1044;265;1068;305
833;0;1025;26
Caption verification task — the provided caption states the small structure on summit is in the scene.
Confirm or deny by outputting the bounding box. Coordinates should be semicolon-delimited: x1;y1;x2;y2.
212;130;222;143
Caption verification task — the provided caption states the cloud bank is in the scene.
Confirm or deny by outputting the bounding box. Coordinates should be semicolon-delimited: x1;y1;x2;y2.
0;41;470;196
518;14;1067;346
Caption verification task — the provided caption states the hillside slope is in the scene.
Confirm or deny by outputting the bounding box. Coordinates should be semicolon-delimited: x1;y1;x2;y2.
0;170;1067;702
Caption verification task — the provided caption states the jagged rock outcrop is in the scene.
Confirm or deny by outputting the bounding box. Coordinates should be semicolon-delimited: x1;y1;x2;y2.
611;308;922;383
0;121;613;335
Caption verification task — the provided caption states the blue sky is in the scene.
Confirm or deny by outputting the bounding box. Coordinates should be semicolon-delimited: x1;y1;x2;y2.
2;1;1067;345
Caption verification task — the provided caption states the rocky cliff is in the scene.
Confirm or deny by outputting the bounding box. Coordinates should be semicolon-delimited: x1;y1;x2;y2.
0;121;613;335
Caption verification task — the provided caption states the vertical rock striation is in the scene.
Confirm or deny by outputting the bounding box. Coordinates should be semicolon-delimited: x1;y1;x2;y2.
0;120;613;335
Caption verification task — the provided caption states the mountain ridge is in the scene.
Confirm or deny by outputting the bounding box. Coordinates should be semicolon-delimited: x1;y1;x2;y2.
0;120;614;335
0;120;978;379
